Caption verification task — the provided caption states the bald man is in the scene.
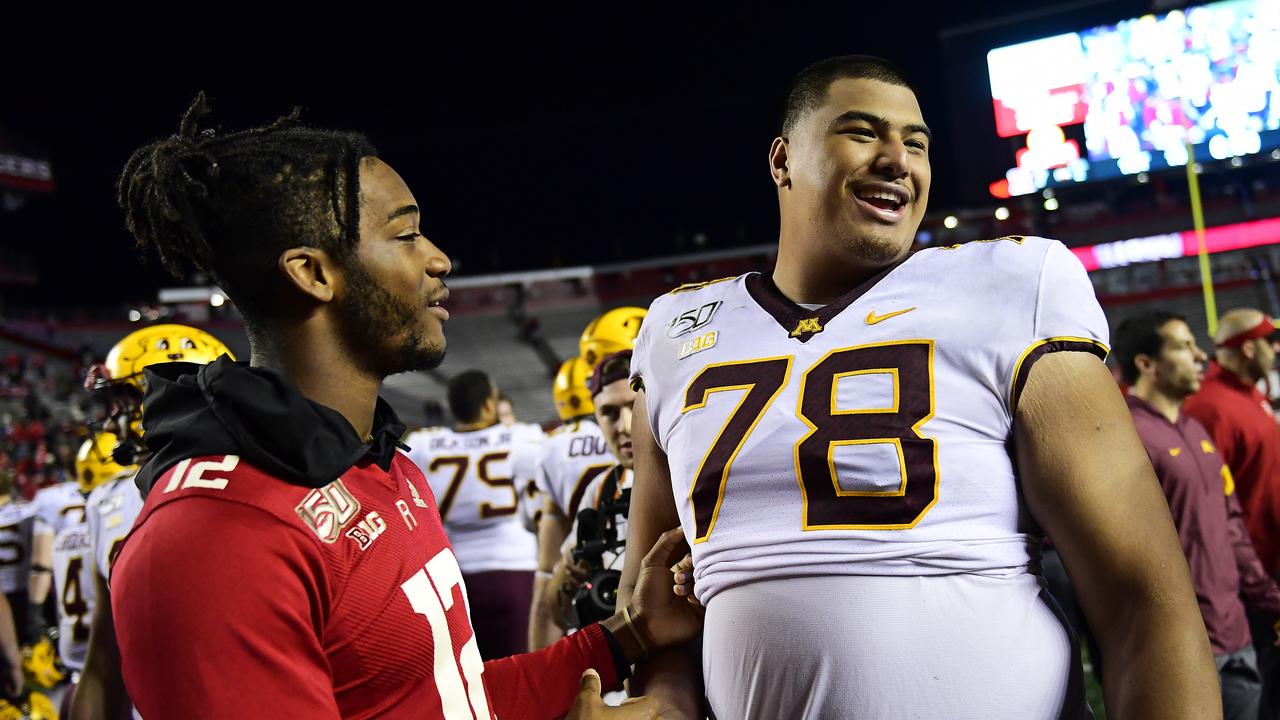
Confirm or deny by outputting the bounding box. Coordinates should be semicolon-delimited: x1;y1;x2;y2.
1184;308;1280;573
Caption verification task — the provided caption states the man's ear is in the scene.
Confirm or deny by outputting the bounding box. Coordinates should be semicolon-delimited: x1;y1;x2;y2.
769;137;791;189
1134;353;1156;378
279;247;337;303
1241;341;1257;362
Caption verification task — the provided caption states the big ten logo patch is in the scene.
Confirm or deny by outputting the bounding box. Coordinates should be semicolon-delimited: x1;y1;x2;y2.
678;331;718;360
296;480;362;544
345;511;388;551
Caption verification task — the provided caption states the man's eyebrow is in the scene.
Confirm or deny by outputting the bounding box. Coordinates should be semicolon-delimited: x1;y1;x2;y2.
385;205;419;224
831;110;932;141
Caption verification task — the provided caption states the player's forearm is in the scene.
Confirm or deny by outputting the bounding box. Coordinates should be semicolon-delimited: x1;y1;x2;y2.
630;642;703;720
27;572;51;606
528;577;564;650
1097;585;1220;719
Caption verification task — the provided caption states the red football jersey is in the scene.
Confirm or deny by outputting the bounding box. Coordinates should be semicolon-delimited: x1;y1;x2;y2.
113;452;618;719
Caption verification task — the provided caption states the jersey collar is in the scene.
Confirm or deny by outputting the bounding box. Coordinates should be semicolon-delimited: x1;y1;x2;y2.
744;257;911;343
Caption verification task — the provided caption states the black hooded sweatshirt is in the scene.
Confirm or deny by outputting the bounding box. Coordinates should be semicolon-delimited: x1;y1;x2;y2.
134;356;407;496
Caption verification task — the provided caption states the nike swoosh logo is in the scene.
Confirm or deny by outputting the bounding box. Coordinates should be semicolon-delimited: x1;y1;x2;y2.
865;307;917;325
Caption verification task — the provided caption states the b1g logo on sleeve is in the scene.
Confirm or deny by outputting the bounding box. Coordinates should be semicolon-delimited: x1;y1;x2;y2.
668;301;722;338
296;480;362;544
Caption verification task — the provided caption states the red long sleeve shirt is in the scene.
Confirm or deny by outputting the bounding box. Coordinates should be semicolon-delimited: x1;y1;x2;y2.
113;453;618;719
1183;362;1280;575
1127;395;1280;655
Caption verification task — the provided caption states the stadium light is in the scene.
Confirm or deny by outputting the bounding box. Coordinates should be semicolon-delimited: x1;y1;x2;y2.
994;207;1010;221
1044;197;1060;211
1137;172;1150;183
943;215;959;229
210;292;226;308
128;309;142;322
1230;157;1243;167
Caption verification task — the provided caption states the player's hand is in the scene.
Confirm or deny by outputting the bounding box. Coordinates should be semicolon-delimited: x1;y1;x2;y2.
629;528;704;651
670;553;701;607
544;554;590;627
566;669;664;719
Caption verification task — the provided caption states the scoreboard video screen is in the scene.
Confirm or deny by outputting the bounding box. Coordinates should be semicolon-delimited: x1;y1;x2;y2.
986;0;1280;197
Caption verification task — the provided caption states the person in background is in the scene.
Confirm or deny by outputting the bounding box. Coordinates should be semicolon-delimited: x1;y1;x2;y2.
1116;310;1280;720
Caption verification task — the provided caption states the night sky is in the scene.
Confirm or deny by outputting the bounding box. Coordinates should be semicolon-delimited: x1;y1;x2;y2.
2;1;1153;310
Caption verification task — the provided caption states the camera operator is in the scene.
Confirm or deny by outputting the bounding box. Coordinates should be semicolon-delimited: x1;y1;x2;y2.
543;351;639;635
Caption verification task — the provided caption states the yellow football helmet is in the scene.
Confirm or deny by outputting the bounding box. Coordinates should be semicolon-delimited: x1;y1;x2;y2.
579;307;646;369
88;324;234;466
75;432;137;495
102;324;233;393
26;693;55;720
22;636;63;690
0;692;57;720
552;357;595;421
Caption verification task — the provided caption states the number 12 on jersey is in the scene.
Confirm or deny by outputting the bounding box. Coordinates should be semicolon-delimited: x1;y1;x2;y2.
681;339;939;542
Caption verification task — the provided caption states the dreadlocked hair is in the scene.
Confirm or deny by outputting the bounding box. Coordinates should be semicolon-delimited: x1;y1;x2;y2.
118;92;378;327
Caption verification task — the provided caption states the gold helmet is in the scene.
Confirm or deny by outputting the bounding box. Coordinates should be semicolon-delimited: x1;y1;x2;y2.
552;357;595;421
0;692;57;720
88;324;234;466
75;432;137;494
101;324;233;393
21;636;63;690
579;307;646;369
26;693;55;720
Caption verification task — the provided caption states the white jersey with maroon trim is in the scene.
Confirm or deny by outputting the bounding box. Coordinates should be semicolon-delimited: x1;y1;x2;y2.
405;423;539;574
34;481;93;669
85;471;145;583
630;236;1106;718
0;502;35;594
535;419;619;524
51;521;92;670
31;482;86;536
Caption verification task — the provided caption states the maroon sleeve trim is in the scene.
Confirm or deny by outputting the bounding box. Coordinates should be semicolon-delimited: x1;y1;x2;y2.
1010;337;1110;415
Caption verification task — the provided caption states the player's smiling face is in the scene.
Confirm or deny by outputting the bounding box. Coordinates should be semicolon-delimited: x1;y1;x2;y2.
338;158;452;376
781;78;931;268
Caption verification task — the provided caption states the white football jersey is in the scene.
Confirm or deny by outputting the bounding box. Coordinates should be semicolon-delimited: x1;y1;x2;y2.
51;521;92;670
631;236;1106;718
535;419;618;522
85;472;145;583
632;236;1108;600
405;423;540;574
0;503;35;594
31;482;87;536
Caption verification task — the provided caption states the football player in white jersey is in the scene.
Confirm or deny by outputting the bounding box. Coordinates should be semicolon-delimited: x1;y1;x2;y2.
71;324;232;720
0;468;26;697
530;356;635;649
405;369;541;660
29;467;88;641
0;483;36;648
618;55;1217;719
40;434;135;681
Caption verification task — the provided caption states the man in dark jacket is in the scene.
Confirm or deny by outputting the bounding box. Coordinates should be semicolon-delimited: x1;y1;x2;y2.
1115;310;1280;720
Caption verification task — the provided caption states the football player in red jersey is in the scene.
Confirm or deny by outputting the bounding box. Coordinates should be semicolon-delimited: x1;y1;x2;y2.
108;94;701;719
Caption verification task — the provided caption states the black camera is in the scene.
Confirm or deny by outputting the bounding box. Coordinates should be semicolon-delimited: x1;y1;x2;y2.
570;473;630;627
